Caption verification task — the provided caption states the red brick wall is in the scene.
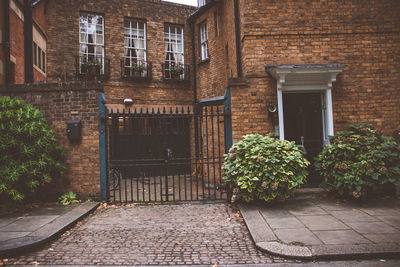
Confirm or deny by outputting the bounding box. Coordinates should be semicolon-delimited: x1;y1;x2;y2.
9;5;25;84
216;0;400;141
0;82;103;199
46;0;196;107
33;0;47;33
0;0;5;84
192;0;238;101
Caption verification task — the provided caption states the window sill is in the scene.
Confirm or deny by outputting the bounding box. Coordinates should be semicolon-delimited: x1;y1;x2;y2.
197;58;210;65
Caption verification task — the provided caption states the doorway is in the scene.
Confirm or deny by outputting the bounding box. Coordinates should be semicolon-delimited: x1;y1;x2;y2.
283;92;324;186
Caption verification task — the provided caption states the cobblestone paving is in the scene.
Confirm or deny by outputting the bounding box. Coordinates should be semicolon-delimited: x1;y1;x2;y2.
6;203;292;266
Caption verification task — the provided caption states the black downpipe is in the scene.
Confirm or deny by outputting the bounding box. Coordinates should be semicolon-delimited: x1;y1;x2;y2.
4;0;11;83
234;0;242;78
24;0;34;83
190;20;200;158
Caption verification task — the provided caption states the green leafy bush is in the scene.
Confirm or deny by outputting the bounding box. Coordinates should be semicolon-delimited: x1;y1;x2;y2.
59;191;79;205
223;134;310;203
0;97;66;202
314;123;400;198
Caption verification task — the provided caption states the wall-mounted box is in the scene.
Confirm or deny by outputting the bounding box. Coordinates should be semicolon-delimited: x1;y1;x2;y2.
66;120;82;140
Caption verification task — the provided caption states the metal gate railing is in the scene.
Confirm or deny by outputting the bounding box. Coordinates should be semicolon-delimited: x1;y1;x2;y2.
106;103;230;203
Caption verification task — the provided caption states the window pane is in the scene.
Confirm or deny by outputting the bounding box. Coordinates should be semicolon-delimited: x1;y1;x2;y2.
33;43;37;65
96;34;103;44
80;33;87;43
42;51;46;72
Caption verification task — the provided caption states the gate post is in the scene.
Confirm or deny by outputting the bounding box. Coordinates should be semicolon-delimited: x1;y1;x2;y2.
98;93;108;201
223;88;233;153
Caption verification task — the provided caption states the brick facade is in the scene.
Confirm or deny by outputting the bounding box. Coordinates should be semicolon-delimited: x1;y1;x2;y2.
9;1;25;84
45;0;196;108
191;0;238;101
0;0;48;85
193;0;400;142
0;0;5;84
0;82;103;199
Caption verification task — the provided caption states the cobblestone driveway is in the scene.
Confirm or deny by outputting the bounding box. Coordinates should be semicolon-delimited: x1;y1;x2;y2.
7;203;290;265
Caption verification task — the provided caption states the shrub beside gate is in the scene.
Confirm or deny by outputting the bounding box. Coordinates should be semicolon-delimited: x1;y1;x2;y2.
223;134;309;203
0;97;66;203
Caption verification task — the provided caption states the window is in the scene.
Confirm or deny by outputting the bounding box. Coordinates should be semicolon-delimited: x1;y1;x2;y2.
198;0;209;7
214;11;219;36
164;24;184;79
124;18;148;77
200;21;208;60
79;12;104;74
33;42;46;73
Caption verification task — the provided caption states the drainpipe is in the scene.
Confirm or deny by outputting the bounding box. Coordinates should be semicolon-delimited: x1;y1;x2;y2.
4;0;11;83
24;0;34;83
234;0;242;78
189;19;200;158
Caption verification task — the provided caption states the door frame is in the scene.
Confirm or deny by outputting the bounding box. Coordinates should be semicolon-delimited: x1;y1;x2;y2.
278;89;332;145
266;64;345;145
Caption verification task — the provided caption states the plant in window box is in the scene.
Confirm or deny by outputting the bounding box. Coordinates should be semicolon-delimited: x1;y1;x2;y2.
169;62;184;79
130;60;149;77
81;58;102;75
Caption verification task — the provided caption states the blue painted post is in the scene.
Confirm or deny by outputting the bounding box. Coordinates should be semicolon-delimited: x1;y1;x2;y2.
223;88;233;153
98;93;107;201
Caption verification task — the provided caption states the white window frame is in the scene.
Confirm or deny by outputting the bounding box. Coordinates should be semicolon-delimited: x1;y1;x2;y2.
124;18;147;77
200;21;208;61
79;12;105;74
164;24;185;79
198;0;206;7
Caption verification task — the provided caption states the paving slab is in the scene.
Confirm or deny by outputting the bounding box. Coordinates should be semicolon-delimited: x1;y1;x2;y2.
274;228;322;245
346;221;399;234
313;230;372;245
364;233;400;244
377;215;400;229
297;215;349;231
1;216;59;232
330;210;380;223
239;196;400;259
265;217;304;229
0;201;99;257
288;205;327;216
0;232;30;242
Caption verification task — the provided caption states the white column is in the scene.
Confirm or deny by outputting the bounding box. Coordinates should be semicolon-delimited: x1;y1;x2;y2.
325;88;334;137
277;89;285;140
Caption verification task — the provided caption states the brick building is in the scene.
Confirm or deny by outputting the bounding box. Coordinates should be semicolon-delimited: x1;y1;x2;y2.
0;0;47;84
190;0;400;158
1;0;399;199
45;0;196;107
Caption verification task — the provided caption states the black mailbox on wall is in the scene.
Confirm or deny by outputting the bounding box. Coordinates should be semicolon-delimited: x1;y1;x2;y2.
66;120;82;140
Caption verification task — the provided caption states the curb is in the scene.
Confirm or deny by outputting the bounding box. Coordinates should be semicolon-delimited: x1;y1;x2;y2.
255;241;400;260
0;202;99;257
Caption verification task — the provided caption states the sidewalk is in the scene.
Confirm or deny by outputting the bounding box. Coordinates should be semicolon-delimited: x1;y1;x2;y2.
239;192;400;260
0;202;99;257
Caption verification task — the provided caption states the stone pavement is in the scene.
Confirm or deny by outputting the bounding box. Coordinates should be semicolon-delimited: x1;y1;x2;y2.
239;196;400;260
3;204;292;266
0;202;99;257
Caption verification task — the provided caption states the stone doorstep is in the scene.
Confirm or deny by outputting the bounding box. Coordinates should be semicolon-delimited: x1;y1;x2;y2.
0;202;99;257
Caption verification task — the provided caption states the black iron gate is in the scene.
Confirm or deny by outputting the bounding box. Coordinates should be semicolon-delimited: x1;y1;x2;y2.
106;101;230;203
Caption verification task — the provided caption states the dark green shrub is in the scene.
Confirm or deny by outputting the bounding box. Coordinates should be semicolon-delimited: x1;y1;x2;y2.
314;123;400;198
0;97;66;202
222;134;310;203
